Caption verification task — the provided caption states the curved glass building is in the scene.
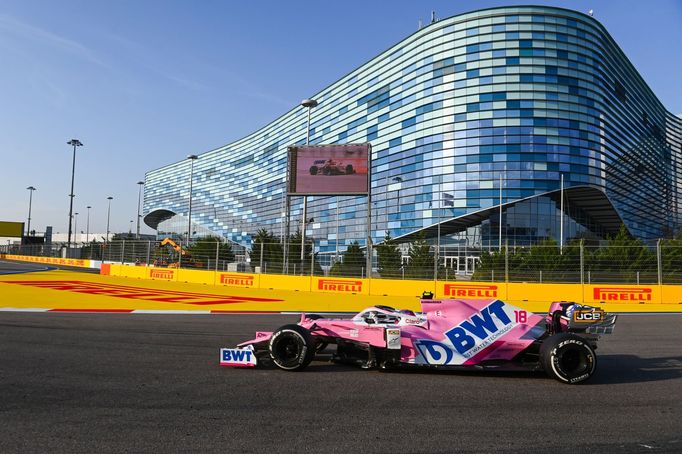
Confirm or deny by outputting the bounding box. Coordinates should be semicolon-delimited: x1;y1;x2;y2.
143;6;682;254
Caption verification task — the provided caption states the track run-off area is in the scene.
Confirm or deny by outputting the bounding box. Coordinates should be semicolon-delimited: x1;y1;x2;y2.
1;260;681;452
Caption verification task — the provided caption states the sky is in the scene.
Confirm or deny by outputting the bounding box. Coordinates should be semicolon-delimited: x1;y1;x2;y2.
1;0;681;237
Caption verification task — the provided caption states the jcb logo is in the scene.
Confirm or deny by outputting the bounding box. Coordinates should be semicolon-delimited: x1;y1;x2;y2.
219;274;254;286
318;279;362;292
443;284;497;298
593;287;652;302
573;310;605;322
150;269;174;279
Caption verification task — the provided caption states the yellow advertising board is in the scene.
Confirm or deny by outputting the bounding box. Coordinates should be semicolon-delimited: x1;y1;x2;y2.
100;264;682;306
2;254;91;268
0;221;24;237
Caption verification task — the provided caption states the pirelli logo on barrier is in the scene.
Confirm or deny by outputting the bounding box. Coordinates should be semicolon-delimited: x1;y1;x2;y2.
318;279;362;293
150;269;175;280
443;284;498;298
592;287;652;302
219;274;254;287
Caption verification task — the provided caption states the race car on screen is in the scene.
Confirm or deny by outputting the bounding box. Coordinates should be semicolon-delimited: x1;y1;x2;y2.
220;296;616;384
309;159;355;175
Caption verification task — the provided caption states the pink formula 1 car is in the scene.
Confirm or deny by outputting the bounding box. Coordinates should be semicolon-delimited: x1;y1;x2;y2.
220;296;616;384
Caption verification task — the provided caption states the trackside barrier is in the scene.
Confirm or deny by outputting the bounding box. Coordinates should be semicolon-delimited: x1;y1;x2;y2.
1;254;98;269
102;264;682;305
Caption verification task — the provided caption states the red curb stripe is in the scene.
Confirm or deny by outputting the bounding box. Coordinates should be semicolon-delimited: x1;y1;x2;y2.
48;309;135;313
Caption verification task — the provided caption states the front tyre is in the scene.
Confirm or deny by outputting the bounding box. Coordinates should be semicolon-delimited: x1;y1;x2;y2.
269;324;315;371
540;333;596;384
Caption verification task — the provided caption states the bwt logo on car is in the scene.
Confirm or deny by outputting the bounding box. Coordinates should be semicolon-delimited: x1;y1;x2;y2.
593;287;652;301
220;348;256;367
416;300;513;364
318;279;362;292
150;269;174;279
443;284;497;298
219;274;254;286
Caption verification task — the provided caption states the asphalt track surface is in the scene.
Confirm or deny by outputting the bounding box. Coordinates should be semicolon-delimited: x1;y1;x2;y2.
1;261;681;453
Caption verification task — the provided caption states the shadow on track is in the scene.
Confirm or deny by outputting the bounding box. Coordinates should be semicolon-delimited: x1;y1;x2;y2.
589;354;682;385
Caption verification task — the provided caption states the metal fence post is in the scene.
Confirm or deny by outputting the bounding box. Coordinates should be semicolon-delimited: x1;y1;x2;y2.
260;243;264;271
657;238;662;285
580;238;585;285
178;241;182;268
504;238;509;282
121;240;125;264
310;249;314;277
215;241;220;272
146;241;151;265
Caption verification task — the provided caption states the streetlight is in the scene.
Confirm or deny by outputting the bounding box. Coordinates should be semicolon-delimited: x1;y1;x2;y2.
86;206;91;243
106;196;113;242
392;176;403;219
66;139;83;249
300;98;318;265
26;186;36;236
136;181;144;239
74;212;79;245
186;155;198;244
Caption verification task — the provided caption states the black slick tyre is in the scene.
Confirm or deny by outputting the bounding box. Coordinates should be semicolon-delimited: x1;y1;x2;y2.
309;166;318;175
540;333;596;384
345;164;354;174
269;324;315;371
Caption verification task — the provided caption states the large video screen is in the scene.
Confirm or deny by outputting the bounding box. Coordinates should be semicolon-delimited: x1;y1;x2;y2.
288;144;369;195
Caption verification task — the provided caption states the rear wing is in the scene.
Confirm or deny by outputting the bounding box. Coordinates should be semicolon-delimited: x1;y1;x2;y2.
547;302;617;335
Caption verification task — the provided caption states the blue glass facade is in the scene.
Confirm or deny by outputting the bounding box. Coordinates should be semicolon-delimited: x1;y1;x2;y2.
144;6;682;252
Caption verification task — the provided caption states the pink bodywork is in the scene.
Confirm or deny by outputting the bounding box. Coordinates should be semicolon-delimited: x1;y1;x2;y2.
239;298;546;367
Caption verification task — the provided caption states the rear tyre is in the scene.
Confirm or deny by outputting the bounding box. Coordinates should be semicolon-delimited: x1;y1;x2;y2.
345;164;354;174
540;333;596;384
309;166;318;175
269;324;315;371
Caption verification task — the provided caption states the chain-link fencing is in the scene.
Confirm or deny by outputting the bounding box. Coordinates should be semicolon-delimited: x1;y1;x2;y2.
3;238;682;284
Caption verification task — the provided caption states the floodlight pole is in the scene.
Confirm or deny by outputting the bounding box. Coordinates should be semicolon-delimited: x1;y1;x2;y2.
366;145;372;278
186;155;198;244
560;174;564;253
106;196;113;242
86;206;91;243
66;139;83;249
435;180;441;283
26;186;36;236
136;181;144;239
300;99;317;269
499;173;503;251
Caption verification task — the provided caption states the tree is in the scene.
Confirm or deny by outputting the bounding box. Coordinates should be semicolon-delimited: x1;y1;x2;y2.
587;225;656;282
405;232;434;280
376;232;402;278
331;241;366;277
661;229;682;283
251;229;283;273
286;231;318;274
186;235;234;267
